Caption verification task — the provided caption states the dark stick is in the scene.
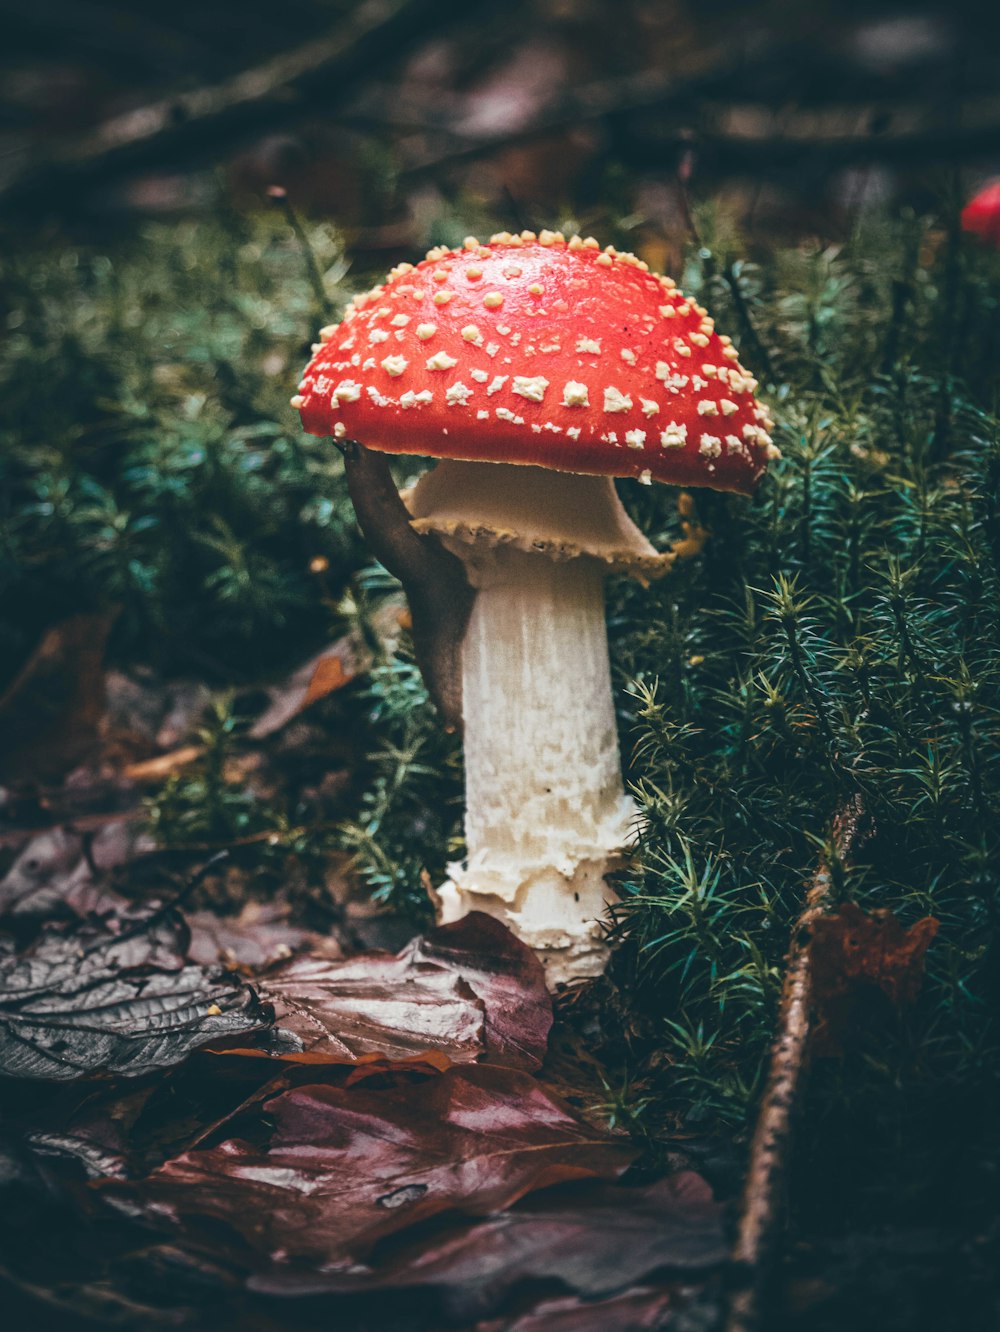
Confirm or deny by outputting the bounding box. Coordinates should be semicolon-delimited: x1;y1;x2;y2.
726;794;869;1332
341;442;474;732
268;186;331;321
82;850;230;954
0;0;479;212
401;96;1000;182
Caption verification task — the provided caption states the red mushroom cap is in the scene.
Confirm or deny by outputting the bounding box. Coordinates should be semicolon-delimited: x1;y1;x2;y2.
962;180;1000;249
294;231;777;495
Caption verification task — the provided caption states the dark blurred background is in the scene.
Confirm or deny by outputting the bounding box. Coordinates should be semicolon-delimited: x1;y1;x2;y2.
2;0;999;254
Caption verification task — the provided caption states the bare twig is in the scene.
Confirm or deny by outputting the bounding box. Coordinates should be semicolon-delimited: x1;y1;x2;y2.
400;84;1000;181
341;442;474;733
726;794;870;1332
398;46;744;179
0;0;478;211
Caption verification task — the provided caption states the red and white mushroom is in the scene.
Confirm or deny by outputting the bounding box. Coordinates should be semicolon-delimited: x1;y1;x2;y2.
294;230;777;985
962;179;1000;249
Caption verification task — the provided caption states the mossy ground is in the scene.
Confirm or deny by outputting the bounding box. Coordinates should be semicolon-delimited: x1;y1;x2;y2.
3;202;999;1325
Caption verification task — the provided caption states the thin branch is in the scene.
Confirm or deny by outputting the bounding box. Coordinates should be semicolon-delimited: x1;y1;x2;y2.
342;442;474;733
400;88;1000;181
398;45;745;179
0;0;479;212
726;794;870;1332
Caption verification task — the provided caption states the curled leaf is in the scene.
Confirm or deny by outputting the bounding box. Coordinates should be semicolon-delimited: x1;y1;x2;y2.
247;912;551;1071
0;912;272;1080
106;1065;636;1269
809;903;940;1054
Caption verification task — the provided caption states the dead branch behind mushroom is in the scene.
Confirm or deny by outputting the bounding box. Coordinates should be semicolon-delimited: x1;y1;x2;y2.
726;795;871;1332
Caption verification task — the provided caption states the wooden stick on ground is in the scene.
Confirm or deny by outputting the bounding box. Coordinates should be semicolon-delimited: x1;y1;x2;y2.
726;794;869;1332
0;0;478;212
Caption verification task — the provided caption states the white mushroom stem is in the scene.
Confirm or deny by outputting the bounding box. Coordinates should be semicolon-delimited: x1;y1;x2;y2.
405;461;669;986
436;545;636;984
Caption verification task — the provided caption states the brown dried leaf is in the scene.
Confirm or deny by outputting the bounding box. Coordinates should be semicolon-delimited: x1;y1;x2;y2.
185;900;342;972
301;654;350;709
0;611;118;786
106;1065;636;1269
249;637;361;740
809;903;940;1054
242;913;551;1071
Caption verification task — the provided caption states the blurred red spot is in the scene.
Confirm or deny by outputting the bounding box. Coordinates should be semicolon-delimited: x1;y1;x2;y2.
962;180;1000;248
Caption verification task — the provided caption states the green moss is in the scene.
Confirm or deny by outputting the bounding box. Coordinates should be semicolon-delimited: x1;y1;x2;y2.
0;210;359;682
604;209;1000;1147
5;202;999;1171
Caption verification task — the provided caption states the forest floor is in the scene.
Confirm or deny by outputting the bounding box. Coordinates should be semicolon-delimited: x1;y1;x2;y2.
3;2;1000;1327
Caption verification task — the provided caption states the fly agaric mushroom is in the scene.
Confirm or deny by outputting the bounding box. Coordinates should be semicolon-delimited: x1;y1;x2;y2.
962;179;1000;249
293;230;777;984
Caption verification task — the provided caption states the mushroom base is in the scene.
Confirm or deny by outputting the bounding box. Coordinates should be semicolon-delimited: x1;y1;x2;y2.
437;542;637;988
436;853;626;986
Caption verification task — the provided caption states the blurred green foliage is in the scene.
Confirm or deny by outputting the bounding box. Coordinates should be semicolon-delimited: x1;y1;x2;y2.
0;209;358;683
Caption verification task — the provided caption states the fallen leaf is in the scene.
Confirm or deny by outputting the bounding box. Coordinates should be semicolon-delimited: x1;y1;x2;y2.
408;914;553;1070
260;952;486;1064
475;1285;681;1331
105;1065;636;1269
249;637;361;740
246;913;551;1070
0;819;153;918
302;654;350;708
185;899;343;972
0;911;273;1080
248;599;407;740
809;903;940;1054
0;611;119;786
248;1172;724;1322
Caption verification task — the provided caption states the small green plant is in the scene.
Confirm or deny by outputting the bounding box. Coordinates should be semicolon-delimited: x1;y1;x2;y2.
145;696;263;847
336;567;464;916
604;209;1000;1156
0;210;360;682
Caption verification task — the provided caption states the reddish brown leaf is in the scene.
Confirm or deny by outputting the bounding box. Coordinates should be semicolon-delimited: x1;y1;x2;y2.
255;951;486;1064
301;654;350;708
236;912;551;1071
249;637;361;739
248;601;407;740
408;914;553;1070
105;1065;636;1269
0;611;119;786
248;1172;723;1320
475;1286;680;1332
809;903;940;1054
185;900;342;972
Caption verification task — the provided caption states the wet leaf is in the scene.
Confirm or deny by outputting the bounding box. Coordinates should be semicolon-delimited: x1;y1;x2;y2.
185;899;342;972
249;913;551;1071
106;1065;636;1269
809;904;940;1054
475;1285;681;1331
0;912;273;1080
249;1172;724;1322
